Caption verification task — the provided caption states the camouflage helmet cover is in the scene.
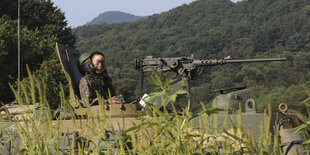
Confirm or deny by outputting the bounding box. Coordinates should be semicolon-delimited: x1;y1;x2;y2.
78;52;93;65
78;52;104;75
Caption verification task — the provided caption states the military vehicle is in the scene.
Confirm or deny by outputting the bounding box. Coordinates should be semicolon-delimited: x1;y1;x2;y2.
134;55;284;138
1;43;308;154
0;43;145;154
210;86;265;141
135;54;309;154
210;78;309;154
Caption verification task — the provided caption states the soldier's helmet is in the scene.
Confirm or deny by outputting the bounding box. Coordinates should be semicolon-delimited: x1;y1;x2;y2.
78;52;104;75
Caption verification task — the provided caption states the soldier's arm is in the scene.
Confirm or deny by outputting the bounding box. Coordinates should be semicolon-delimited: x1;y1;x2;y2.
106;77;120;104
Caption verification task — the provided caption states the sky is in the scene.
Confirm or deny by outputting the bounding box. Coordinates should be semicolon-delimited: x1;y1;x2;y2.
51;0;197;28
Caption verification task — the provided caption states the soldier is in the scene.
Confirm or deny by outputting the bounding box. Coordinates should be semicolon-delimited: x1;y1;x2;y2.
78;52;119;107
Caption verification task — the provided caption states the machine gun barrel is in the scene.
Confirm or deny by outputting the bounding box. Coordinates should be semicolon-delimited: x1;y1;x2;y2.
193;57;287;66
135;55;287;80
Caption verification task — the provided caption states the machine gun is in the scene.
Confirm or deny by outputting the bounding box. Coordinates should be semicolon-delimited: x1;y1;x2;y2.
134;54;286;80
134;54;286;97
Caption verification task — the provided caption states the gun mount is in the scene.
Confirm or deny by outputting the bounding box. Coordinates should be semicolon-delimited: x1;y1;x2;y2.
135;55;286;80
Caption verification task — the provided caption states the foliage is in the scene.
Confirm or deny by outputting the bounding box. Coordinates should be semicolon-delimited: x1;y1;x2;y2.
1;0;309;115
294;86;310;152
0;0;75;105
0;67;283;154
18;56;69;110
72;0;310;114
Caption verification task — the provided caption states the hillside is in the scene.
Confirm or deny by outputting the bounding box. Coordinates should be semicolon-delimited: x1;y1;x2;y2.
73;0;310;114
85;11;144;25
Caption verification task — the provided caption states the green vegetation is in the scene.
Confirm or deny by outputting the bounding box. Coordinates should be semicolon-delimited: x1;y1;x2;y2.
72;0;310;114
1;0;309;116
0;0;75;108
2;68;301;154
295;86;310;152
1;0;309;153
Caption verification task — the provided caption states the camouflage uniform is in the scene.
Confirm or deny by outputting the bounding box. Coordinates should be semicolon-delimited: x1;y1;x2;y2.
78;57;116;107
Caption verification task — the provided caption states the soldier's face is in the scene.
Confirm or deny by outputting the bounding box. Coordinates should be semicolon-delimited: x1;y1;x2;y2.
92;54;105;74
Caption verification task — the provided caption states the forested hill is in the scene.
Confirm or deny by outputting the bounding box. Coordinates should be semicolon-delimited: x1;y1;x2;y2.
73;0;310;114
85;11;144;25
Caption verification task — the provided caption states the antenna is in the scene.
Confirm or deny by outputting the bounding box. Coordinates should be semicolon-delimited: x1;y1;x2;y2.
18;0;21;96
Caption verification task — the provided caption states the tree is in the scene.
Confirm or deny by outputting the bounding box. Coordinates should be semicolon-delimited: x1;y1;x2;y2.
0;0;75;104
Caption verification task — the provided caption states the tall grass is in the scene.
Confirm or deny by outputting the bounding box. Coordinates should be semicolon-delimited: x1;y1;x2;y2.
294;86;310;152
0;66;291;154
